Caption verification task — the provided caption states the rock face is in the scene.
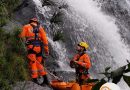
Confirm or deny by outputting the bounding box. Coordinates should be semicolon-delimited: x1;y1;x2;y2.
14;0;36;25
12;0;130;89
98;0;130;45
13;81;53;90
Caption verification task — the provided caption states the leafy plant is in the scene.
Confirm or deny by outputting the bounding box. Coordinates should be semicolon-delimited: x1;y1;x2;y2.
98;66;111;81
53;31;64;42
111;66;126;84
0;17;8;27
123;75;130;87
1;0;20;15
98;60;130;88
42;0;56;7
89;61;130;90
0;0;20;27
0;27;29;90
92;79;106;90
50;11;63;24
59;3;68;9
0;3;8;16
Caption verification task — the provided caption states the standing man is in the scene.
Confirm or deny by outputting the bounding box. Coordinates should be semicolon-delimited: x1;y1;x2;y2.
70;42;91;85
19;18;49;85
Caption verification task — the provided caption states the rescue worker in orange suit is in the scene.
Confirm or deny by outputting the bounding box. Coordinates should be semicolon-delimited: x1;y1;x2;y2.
70;42;91;85
19;18;49;85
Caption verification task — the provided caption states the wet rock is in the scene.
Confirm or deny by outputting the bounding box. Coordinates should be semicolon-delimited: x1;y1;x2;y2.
13;81;53;90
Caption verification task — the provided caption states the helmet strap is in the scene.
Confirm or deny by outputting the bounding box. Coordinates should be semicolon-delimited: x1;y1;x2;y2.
78;51;85;56
77;49;85;53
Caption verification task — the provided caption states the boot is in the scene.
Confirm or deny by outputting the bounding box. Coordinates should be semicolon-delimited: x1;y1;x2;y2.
32;78;38;84
41;75;50;86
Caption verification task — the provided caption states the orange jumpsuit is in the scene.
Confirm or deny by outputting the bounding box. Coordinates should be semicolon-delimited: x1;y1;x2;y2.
19;22;49;78
71;53;91;84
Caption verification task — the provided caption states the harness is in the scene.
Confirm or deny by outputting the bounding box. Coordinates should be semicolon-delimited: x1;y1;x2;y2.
75;53;89;75
71;52;89;85
26;24;42;55
28;24;42;46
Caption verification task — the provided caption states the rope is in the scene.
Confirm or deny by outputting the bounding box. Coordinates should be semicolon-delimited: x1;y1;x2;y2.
47;69;62;81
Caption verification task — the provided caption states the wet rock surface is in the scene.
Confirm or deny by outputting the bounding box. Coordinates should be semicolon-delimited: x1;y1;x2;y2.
13;81;53;90
12;0;130;90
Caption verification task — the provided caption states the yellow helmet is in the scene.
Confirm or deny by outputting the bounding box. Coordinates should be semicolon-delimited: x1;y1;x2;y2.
78;42;89;49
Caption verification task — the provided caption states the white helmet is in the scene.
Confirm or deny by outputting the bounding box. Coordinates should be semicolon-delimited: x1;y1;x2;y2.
100;83;120;90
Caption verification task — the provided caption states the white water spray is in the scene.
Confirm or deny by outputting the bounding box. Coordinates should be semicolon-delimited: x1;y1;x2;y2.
67;0;130;66
48;38;73;71
33;0;73;71
32;0;130;89
66;0;130;89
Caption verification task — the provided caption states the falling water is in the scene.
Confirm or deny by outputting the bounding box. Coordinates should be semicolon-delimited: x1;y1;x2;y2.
66;0;130;89
33;0;73;72
48;38;73;71
32;0;130;89
67;0;130;66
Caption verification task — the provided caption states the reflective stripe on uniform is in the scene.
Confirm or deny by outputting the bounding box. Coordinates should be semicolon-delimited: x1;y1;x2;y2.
26;36;35;40
26;37;41;41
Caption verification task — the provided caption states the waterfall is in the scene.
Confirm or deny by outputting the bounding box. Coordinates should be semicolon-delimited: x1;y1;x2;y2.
32;0;73;72
66;0;130;89
32;0;130;89
67;0;130;66
48;38;73;71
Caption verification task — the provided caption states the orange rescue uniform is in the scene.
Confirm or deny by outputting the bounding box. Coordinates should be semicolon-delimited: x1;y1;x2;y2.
19;22;49;78
72;53;91;84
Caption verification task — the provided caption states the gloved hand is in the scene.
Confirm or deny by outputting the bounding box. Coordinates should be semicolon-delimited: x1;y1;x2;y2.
74;61;78;63
70;60;78;68
70;60;75;68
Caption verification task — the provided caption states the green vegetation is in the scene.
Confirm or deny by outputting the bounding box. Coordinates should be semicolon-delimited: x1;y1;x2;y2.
0;0;20;27
42;0;56;7
0;0;29;90
91;62;130;90
58;3;68;9
123;75;130;87
53;31;65;42
0;27;29;90
50;11;63;24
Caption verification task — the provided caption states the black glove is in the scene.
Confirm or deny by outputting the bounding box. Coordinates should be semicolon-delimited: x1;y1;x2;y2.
70;60;79;68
